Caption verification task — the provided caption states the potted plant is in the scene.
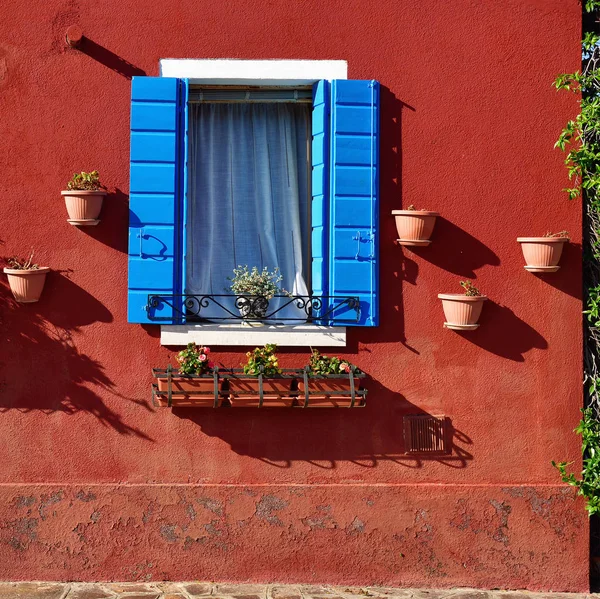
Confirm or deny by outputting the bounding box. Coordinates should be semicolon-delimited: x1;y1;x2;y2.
61;171;107;226
226;344;294;407
438;280;487;330
227;265;286;321
392;204;439;246
154;343;220;407
297;349;364;407
517;231;569;272
4;251;50;303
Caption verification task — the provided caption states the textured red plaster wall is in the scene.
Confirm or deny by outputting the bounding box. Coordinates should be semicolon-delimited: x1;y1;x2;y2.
0;0;586;591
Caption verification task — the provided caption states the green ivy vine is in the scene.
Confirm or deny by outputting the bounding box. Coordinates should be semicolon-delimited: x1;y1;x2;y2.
553;1;600;515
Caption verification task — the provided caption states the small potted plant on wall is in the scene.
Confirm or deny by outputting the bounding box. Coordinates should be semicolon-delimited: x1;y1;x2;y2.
3;251;50;303
392;205;439;246
517;231;570;272
438;280;487;330
154;343;219;407
227;265;286;321
297;349;364;407
61;170;107;226
226;344;294;407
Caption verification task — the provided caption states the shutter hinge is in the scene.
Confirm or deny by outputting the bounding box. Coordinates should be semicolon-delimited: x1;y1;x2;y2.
352;231;374;259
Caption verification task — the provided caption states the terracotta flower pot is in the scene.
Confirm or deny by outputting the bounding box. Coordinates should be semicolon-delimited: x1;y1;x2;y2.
4;267;50;303
392;210;439;246
226;376;294;407
156;376;221;407
296;377;364;407
438;293;487;330
517;237;569;272
61;190;107;226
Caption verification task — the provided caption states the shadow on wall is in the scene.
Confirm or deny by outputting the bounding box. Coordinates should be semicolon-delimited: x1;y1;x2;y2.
74;37;146;79
77;188;129;254
0;274;153;440
449;301;548;361
173;376;473;469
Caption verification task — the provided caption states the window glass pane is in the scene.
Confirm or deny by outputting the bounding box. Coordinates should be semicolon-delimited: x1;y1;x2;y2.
187;102;310;321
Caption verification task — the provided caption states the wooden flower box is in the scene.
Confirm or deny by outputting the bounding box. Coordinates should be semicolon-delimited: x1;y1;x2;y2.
225;374;296;407
153;367;221;407
296;369;366;408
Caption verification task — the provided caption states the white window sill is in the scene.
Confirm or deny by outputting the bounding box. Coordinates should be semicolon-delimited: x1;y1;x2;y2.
160;324;346;347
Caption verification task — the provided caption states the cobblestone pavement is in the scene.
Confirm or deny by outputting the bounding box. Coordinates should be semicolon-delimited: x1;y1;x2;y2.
0;583;596;599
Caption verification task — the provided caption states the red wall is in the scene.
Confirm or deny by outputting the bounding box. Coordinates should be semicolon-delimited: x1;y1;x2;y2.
0;0;586;591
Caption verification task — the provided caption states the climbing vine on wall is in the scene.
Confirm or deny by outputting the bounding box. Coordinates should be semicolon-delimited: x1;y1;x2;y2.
553;0;600;515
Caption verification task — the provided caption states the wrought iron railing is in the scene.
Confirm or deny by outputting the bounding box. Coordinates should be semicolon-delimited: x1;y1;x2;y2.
146;294;360;324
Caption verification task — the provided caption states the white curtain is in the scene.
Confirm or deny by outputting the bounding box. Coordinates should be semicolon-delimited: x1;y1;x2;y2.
186;102;310;320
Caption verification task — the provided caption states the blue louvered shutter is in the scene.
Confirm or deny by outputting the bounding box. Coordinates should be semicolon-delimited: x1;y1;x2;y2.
311;80;330;321
128;77;188;323
329;80;379;326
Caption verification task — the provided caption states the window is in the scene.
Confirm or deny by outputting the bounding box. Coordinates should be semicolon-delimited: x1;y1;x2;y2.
127;65;380;334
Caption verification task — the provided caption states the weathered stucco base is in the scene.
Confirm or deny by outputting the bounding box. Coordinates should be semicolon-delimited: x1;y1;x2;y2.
0;484;587;592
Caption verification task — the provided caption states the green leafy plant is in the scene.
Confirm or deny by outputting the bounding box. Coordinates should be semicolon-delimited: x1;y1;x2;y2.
308;349;355;375
460;280;481;297
553;408;600;515
176;342;213;376
227;265;286;299
543;230;570;238
243;344;282;375
66;170;105;191
5;250;39;270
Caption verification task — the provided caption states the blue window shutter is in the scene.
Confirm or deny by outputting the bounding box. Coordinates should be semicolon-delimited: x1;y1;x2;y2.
329;80;380;326
128;76;188;323
311;80;330;320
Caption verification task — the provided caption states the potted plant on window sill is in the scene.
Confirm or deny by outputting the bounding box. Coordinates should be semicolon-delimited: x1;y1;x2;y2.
438;280;487;330
392;205;439;246
61;170;107;226
154;343;220;407
226;344;294;407
4;251;50;303
296;350;365;407
517;231;569;272
227;265;286;323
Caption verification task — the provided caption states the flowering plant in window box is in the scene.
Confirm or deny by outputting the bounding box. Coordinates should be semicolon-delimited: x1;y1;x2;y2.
61;170;107;226
517;231;570;273
227;265;286;320
226;344;295;407
3;251;50;303
154;342;220;407
392;204;439;247
295;349;363;407
438;280;487;331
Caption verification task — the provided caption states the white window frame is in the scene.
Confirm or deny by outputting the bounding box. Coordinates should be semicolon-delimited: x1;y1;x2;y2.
158;59;348;347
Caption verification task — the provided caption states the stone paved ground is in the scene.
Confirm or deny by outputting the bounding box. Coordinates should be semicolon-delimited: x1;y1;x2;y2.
0;583;596;599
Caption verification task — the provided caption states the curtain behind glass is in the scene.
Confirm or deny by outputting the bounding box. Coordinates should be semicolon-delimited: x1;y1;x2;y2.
187;102;310;320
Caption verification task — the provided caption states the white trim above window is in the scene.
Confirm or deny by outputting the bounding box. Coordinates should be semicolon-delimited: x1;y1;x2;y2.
161;324;347;347
159;59;348;85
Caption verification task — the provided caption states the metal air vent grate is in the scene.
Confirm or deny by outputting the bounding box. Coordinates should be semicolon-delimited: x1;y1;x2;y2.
403;414;448;454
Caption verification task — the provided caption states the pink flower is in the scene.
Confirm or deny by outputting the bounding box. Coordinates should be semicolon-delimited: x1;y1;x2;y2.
199;354;207;362
204;347;211;354
340;363;350;373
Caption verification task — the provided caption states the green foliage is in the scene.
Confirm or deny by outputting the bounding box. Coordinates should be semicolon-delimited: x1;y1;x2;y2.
66;170;104;191
243;344;282;375
553;408;600;515
6;249;39;271
308;349;354;375
176;342;213;375
460;280;481;296
227;265;286;299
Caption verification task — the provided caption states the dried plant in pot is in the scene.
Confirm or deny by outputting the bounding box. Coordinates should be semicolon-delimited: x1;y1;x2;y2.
3;251;50;303
392;204;439;246
297;350;364;407
61;171;107;226
226;344;294;407
517;231;570;272
438;280;487;331
155;343;219;407
227;266;286;323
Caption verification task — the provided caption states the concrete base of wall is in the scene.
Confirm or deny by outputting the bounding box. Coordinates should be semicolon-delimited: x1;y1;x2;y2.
0;484;588;592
